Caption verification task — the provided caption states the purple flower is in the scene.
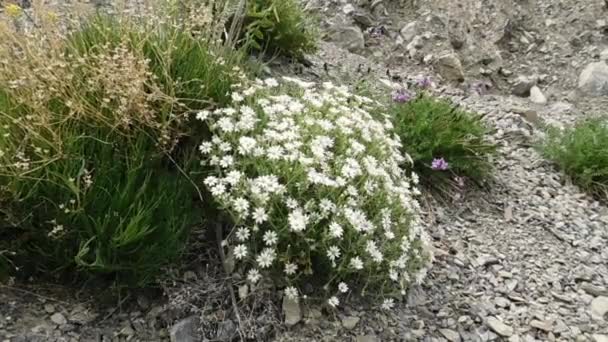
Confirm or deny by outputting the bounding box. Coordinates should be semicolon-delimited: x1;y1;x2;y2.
431;158;449;171
392;89;413;103
416;76;433;89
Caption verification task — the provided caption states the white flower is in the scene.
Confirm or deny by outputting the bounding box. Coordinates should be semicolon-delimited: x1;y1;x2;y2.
284;262;298;275
341;158;362;179
327;245;341;261
231;92;244;103
256;248;276;268
381;298;395;310
217;117;235;132
199;142;213;154
327;296;340;308
236;227;250;241
263;230;278;245
232;197;250;215
238;136;257;154
285;198;298;209
264;78;279;87
234;244;248;259
225;170;243;185
288;208;308;232
247;269;261;283
219;155;234;168
350;256;364;270
319;199;336;214
284;286;299;301
328;222;343;239
338;282;349;293
253;207;268;224
195;110;210;121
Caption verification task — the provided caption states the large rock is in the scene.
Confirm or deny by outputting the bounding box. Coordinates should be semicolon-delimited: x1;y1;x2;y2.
486;316;514;337
529;86;547;104
591;296;608;320
282;297;302;327
435;52;465;82
512;76;536;97
400;22;418;42
330;26;365;53
578;61;608;96
170;316;199;342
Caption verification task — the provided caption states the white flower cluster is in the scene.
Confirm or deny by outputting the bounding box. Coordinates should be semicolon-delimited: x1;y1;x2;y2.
198;77;433;307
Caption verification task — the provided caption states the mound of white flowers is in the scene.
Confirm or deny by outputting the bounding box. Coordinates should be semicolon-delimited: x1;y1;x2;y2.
198;77;433;308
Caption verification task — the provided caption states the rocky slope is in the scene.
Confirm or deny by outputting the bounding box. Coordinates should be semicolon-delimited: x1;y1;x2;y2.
2;0;608;341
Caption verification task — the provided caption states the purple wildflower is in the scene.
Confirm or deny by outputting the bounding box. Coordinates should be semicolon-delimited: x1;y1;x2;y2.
431;158;449;171
392;89;413;103
416;76;433;89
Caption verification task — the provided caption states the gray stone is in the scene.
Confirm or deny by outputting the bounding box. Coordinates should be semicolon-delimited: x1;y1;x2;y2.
282;297;302;327
50;313;67;325
435;52;465;82
512;76;537;97
170;316;199;342
440;328;461;341
591;296;608;320
495;297;511;308
486;317;514;337
400;22;418;42
43;304;55;314
529;86;547;104
330;26;365;53
593;334;608;342
356;335;379;342
601;49;608;61
341;316;360;330
216;320;236;341
529;320;552;332
578;62;608;96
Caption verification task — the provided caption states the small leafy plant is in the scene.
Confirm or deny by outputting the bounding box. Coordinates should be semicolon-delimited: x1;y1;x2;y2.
197;77;433;307
240;0;317;58
388;91;496;195
541;118;608;199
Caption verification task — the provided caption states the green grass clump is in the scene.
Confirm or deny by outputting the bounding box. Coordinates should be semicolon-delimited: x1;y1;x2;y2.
241;0;317;58
388;95;497;194
0;11;244;285
541;118;608;199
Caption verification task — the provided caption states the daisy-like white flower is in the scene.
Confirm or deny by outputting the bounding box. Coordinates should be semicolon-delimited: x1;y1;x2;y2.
232;197;249;215
235;227;250;241
284;262;298;275
350;256;364;270
256;248;276;268
199;142;213;154
338;282;349;293
253;207;268;224
231;92;244;103
285;198;298;209
247;269;261;284
327;245;341;261
225;170;242;185
234;244;248;259
288;208;308;232
195;110;210;121
263;230;278;245
284;286;298;301
238;136;257;155
328;222;343;239
381;298;395;310
327;296;340;308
